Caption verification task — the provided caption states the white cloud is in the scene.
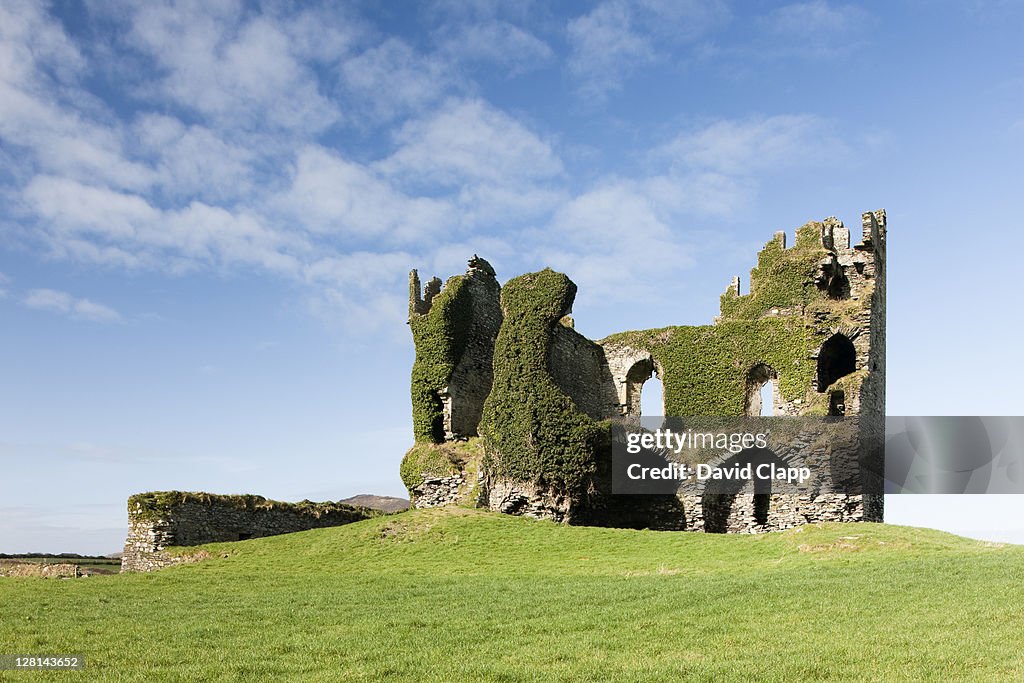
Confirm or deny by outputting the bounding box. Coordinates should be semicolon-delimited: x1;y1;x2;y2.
25;175;159;240
566;0;729;101
656;114;849;175
120;1;344;132
759;1;870;56
303;251;414;290
641;171;749;219
23;288;122;322
24;175;305;274
765;0;867;36
340;38;453;122
427;0;539;22
0;79;153;191
529;180;695;305
0;0;85;88
634;0;731;41
133;114;256;202
274;146;454;243
72;298;123;323
307;283;410;338
374;99;567;234
0;3;862;343
436;20;553;75
567;1;654;101
452;183;567;229
381;99;562;187
506;113;853;305
0;3;154;192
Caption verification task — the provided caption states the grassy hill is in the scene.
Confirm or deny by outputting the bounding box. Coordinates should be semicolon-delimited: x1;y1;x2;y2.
2;508;1022;681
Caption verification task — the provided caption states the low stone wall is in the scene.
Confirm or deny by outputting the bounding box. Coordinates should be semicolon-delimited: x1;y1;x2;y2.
479;486;871;533
0;561;81;578
412;474;468;508
682;493;872;533
122;492;378;573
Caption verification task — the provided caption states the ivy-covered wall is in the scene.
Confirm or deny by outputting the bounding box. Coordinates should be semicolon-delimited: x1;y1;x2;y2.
409;273;473;442
717;224;824;321
602;219;878;418
408;258;502;443
479;269;610;497
127;491;371;524
601;318;817;416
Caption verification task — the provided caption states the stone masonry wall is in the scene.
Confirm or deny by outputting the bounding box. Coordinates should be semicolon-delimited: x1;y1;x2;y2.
0;561;82;578
122;492;376;572
549;322;621;421
442;265;502;438
679;493;870;533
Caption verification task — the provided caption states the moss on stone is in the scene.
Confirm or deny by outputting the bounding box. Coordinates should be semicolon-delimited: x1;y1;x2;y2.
127;491;376;524
399;438;484;491
597;221;874;418
480;269;609;495
800;370;867;416
602;317;817;416
409;275;474;442
718;223;826;321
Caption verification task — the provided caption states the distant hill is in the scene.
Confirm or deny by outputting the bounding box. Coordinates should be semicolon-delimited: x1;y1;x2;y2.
338;494;410;513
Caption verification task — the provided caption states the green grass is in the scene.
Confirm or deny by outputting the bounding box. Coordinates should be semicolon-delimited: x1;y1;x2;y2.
1;508;1022;681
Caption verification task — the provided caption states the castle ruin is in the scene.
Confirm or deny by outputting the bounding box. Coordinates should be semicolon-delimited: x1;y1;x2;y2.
401;210;886;532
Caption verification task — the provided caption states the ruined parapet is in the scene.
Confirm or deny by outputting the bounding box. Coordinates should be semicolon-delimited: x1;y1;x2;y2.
121;492;377;572
407;256;502;443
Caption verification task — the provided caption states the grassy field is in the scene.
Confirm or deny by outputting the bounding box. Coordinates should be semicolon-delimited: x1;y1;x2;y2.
1;507;1022;681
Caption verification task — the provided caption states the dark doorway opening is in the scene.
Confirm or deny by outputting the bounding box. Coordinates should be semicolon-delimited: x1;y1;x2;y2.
828;390;846;416
817;334;856;391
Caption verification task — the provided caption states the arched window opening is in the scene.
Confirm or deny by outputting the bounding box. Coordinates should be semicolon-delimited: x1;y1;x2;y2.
745;363;777;417
759;381;774;416
625;358;656;417
640;375;664;418
817;334;856;392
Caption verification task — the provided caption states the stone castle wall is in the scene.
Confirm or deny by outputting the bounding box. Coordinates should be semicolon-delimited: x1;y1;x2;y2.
441;267;503;438
403;211;886;533
122;493;376;572
549;322;621;421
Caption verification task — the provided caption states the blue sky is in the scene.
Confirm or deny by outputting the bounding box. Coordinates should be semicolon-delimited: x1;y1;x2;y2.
2;0;1024;554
